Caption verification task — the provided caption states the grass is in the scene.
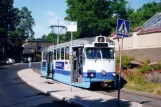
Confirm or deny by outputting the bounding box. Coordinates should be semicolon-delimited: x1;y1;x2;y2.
124;81;161;96
123;67;161;96
115;54;161;96
139;65;153;73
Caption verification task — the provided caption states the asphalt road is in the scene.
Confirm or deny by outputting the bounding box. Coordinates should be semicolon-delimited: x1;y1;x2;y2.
33;62;161;107
0;63;80;107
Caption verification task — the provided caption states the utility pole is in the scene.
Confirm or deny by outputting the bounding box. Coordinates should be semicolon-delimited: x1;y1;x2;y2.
50;24;66;45
57;19;59;44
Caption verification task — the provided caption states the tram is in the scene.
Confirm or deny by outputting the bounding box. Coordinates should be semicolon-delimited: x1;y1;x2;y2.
41;35;116;88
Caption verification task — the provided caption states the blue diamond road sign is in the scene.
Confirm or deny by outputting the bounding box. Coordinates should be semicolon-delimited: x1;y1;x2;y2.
116;18;130;37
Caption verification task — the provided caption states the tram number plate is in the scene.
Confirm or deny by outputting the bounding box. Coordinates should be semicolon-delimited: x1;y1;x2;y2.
104;80;112;83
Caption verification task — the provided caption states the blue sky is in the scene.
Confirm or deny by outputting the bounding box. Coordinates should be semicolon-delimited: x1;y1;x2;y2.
13;0;161;38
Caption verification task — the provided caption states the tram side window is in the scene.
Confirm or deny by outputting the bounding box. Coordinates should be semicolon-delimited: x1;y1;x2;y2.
57;49;60;60
54;50;56;60
61;48;64;60
65;47;69;60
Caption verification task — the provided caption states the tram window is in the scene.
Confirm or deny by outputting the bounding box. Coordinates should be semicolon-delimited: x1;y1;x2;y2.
86;48;101;59
54;50;56;60
57;49;60;60
61;48;65;60
65;47;69;60
101;48;114;59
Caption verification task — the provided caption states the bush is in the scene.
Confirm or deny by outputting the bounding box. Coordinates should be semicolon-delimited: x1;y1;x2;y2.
34;53;41;62
116;54;134;69
139;65;153;73
154;63;161;70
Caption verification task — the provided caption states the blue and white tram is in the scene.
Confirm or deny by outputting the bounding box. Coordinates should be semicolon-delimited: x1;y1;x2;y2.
41;35;116;88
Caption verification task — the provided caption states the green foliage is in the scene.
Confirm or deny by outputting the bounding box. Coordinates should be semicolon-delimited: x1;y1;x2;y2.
154;63;161;70
139;65;153;73
0;0;35;61
65;0;161;38
43;32;71;44
65;0;128;38
116;54;134;69
45;33;55;42
128;1;161;29
17;7;35;39
34;53;41;62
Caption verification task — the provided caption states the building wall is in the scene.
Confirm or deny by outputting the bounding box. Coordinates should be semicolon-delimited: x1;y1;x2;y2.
109;32;161;62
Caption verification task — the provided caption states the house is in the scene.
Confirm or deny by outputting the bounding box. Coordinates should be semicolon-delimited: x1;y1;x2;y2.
22;39;53;62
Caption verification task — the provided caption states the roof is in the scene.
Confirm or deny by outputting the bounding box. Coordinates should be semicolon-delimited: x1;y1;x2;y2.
42;36;115;51
138;12;161;35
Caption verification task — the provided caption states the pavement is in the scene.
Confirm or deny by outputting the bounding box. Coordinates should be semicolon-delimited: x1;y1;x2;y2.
17;68;143;107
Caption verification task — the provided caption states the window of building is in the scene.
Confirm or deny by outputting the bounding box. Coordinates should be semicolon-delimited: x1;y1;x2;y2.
57;49;60;60
61;48;65;60
65;47;69;60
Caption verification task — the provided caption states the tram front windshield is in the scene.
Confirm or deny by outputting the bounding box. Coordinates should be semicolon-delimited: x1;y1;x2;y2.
85;48;114;59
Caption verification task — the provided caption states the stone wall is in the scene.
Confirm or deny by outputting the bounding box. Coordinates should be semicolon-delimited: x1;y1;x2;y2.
109;31;161;62
115;47;161;62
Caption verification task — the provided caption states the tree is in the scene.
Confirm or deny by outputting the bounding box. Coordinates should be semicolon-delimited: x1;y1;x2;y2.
17;7;35;39
0;0;16;61
0;1;35;61
128;1;161;29
45;33;56;43
42;34;47;39
65;0;128;38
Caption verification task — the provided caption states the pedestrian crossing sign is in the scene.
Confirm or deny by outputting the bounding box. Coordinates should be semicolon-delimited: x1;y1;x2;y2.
116;18;130;37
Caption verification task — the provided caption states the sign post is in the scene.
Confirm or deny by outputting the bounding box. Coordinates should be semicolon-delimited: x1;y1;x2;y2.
28;57;32;69
116;18;130;106
67;21;77;92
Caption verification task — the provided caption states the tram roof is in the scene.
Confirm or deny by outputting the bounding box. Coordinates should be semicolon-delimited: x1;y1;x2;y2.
43;36;114;51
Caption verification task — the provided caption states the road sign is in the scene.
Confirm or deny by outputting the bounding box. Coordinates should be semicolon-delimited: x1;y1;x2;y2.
28;57;32;62
116;18;130;37
28;57;32;68
67;21;77;32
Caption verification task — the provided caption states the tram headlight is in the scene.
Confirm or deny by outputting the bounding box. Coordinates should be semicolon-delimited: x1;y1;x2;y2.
90;74;94;78
101;70;106;76
112;72;116;77
87;70;96;78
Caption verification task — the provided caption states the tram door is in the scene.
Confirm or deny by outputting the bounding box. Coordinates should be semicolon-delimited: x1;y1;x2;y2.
41;51;48;77
72;47;83;83
46;51;54;79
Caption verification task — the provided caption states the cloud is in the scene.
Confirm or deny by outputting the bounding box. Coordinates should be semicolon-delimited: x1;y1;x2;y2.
46;11;56;17
33;11;68;38
33;25;51;38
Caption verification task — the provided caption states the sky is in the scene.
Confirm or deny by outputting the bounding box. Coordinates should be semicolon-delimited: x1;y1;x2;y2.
13;0;161;39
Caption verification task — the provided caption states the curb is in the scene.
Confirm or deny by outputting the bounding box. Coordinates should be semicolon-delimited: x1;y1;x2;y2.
122;88;161;100
20;76;88;107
